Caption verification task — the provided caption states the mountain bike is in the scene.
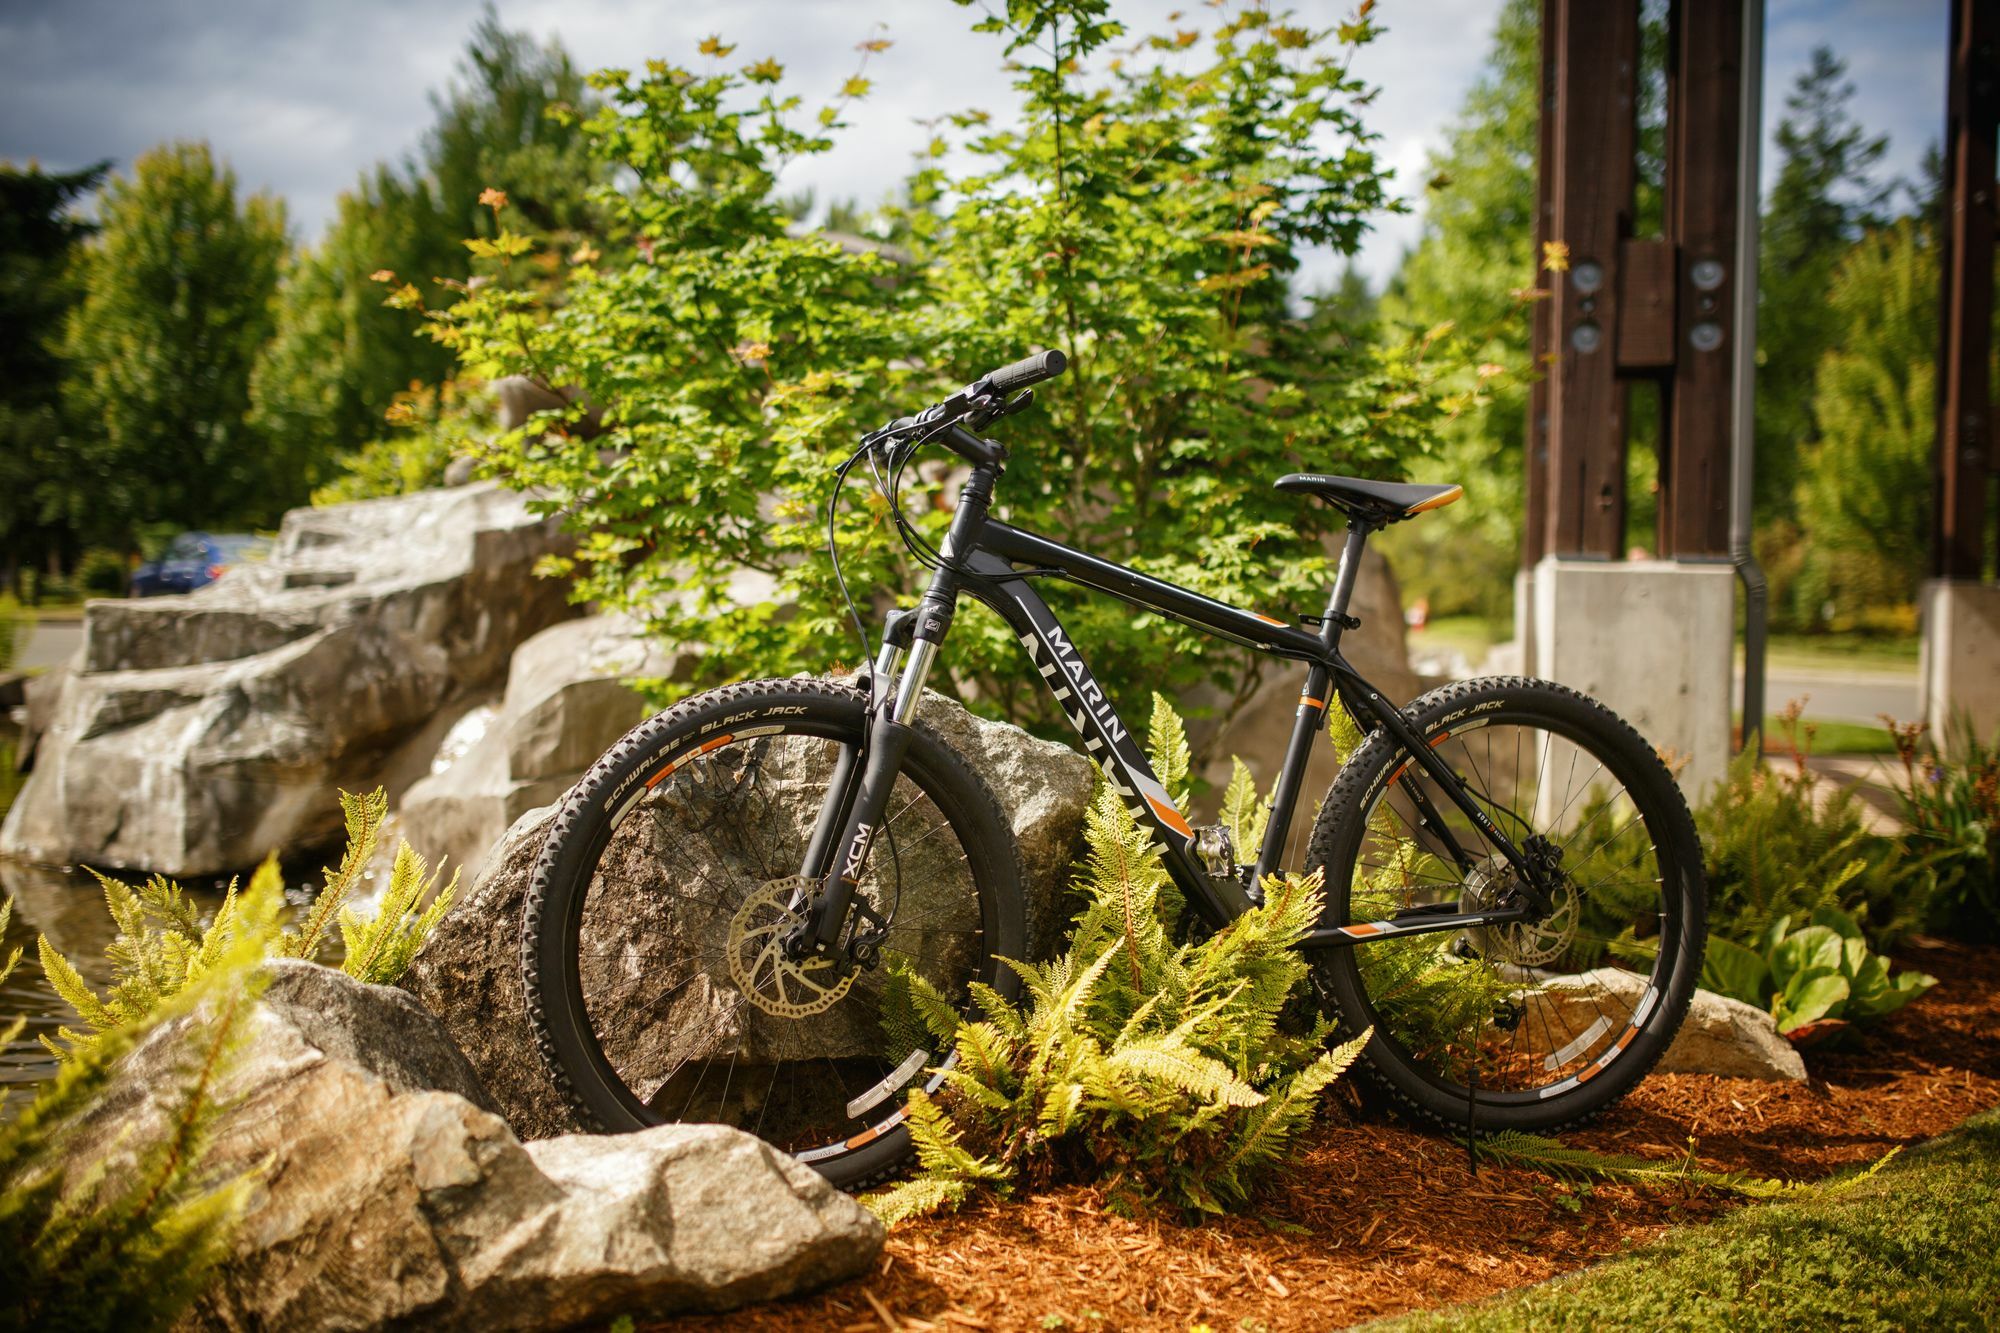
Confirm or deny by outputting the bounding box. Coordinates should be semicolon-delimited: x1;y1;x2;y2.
520;349;1707;1188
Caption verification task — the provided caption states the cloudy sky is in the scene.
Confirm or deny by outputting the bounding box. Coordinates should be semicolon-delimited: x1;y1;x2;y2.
0;0;1949;291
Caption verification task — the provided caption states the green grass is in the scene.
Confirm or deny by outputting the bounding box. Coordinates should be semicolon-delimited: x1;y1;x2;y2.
1750;717;1899;756
1410;614;1506;664
1753;632;1919;676
1371;1107;2000;1331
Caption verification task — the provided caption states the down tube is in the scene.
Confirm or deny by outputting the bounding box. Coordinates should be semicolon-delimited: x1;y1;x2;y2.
958;553;1254;927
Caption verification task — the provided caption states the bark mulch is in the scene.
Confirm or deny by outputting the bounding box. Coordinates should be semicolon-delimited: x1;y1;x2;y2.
659;940;2000;1333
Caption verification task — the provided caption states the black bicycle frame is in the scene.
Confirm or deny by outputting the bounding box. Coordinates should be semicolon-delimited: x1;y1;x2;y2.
804;451;1542;958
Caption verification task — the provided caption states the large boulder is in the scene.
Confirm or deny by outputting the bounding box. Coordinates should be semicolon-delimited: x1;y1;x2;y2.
55;960;881;1331
1519;968;1808;1082
0;484;574;876
403;685;1097;1139
395;615;691;882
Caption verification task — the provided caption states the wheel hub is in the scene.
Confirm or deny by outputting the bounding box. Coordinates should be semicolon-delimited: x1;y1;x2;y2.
728;877;856;1018
1458;852;1580;968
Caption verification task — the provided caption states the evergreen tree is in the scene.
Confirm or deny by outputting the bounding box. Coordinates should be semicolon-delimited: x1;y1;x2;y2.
1792;220;1937;623
59;143;289;539
250;8;598;473
0;160;109;593
1756;47;1890;520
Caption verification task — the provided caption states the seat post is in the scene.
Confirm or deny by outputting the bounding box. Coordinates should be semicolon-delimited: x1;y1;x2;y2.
1321;520;1374;650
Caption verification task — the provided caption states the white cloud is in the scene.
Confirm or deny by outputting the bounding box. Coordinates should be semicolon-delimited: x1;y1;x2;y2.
0;0;1950;285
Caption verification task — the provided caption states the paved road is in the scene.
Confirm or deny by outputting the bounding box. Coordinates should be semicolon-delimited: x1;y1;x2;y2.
1746;666;1918;726
15;618;83;672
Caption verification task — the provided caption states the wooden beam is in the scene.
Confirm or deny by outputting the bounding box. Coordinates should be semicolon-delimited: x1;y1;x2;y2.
1936;0;1997;581
1542;0;1640;558
1661;0;1741;558
1615;238;1678;370
1524;0;1561;568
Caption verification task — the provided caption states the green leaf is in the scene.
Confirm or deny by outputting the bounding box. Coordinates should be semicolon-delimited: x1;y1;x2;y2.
1770;925;1844;991
1699;935;1773;1007
1775;968;1850;1032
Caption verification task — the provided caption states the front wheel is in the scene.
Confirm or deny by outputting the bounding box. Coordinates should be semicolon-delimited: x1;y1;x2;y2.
520;677;1027;1189
1308;676;1706;1135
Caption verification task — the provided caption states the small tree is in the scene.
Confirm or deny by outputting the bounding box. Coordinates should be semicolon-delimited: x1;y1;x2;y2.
60;142;289;538
445;3;1484;729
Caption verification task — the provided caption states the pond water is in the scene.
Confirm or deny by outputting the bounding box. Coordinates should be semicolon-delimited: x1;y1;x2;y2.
0;718;231;1092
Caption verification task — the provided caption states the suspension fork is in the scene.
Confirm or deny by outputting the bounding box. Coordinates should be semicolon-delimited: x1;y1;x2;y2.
794;464;998;959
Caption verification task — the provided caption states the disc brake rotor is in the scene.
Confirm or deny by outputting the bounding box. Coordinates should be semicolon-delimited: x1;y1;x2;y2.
728;876;856;1019
1459;855;1581;968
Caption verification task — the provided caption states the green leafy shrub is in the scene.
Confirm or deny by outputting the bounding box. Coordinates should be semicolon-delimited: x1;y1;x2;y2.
74;548;128;598
1696;708;1932;951
1700;907;1934;1036
39;788;457;1056
1885;715;2000;942
438;8;1493;728
867;698;1367;1223
0;892;268;1332
310;380;482;505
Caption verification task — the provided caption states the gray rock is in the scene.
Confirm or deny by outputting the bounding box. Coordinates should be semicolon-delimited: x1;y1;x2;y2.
0;484;575;875
1519;968;1807;1083
392;616;690;885
1661;986;1808;1082
404;685;1096;1140
442;454;479;488
395;703;573;891
502;614;685;784
54;960;880;1332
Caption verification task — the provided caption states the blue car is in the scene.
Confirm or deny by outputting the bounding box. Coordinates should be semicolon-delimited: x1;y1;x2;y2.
130;532;269;597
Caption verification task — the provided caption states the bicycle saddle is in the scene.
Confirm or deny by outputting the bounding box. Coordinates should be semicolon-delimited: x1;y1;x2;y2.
1274;473;1463;524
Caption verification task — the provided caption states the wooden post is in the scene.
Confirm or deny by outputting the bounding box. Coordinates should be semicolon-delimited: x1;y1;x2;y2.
1542;0;1640;558
1936;0;1997;581
1660;0;1741;558
1524;0;1561;568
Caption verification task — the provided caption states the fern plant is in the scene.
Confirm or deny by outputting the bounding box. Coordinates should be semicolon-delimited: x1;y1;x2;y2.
868;697;1369;1223
1;890;271;1333
1477;1129;1900;1200
1698;709;1933;951
39;788;457;1056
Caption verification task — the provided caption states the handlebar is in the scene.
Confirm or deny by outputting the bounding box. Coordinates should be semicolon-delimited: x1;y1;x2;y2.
862;347;1069;468
979;348;1066;395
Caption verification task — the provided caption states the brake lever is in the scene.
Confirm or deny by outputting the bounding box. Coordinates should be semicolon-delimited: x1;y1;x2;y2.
964;388;1034;432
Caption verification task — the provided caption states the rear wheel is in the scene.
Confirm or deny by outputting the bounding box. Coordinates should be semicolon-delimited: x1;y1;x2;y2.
520;678;1027;1189
1308;676;1706;1134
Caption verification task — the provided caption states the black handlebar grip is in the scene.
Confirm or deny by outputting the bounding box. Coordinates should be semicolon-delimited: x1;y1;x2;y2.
982;348;1067;394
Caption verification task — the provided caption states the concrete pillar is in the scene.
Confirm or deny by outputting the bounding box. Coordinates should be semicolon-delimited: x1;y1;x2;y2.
1530;557;1735;804
1512;566;1538;676
1919;580;2000;744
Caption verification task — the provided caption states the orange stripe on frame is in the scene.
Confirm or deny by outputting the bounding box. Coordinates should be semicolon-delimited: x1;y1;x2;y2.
1299;695;1326;710
1145;794;1195;839
1343;923;1383;937
1251;612;1287;626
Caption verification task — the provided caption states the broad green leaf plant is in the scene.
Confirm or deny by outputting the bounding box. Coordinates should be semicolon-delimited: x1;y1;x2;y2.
436;3;1493;730
1700;906;1935;1037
